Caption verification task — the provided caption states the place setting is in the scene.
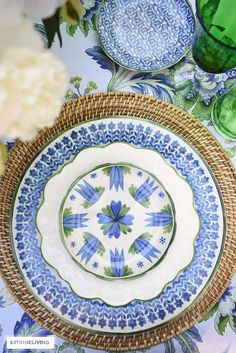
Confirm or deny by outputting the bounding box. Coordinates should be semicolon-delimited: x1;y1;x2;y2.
0;0;236;351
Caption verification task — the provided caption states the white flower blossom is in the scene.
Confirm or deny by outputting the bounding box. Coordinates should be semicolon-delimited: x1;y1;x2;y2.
0;48;68;140
0;0;66;24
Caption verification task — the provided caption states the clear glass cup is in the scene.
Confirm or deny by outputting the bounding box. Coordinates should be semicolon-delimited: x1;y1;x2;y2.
192;0;236;74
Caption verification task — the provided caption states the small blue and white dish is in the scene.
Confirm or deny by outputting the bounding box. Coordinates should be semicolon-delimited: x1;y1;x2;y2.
97;0;195;71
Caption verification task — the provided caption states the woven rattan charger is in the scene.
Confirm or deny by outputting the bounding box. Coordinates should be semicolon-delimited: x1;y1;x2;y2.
0;92;236;350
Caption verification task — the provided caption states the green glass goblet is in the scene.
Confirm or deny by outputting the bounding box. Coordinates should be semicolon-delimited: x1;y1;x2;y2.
192;0;236;74
212;87;236;139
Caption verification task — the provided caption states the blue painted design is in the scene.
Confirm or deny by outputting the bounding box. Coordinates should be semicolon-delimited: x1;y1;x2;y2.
97;201;134;239
137;171;143;177
70;194;76;201
75;180;104;208
63;213;89;229
133;236;161;263
110;249;125;277
102;165;127;191
93;261;99;269
90;172;97;179
145;212;173;227
160;237;166;244
13;118;222;332
70;241;76;248
97;0;195;71
137;261;144;268
129;178;158;208
77;233;101;264
159;192;165;198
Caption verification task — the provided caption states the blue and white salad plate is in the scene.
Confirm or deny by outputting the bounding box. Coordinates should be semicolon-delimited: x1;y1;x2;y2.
97;0;195;71
12;116;224;334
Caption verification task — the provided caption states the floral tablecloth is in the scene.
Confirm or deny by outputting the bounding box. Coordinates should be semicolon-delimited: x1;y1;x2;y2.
1;1;236;352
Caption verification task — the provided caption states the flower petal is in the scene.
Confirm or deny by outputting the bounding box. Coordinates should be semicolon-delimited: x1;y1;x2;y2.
110;200;121;218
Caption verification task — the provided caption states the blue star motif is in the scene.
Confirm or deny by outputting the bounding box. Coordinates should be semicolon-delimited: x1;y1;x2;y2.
92;262;99;269
159;192;165;198
90;172;97;179
137;261;144;268
70;195;76;201
137;171;143;177
159;237;166;244
70;241;76;248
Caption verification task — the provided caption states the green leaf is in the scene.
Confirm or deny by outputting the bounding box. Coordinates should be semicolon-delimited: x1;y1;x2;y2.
163;223;173;234
98;242;105;257
95;186;105;197
90;13;98;31
216;315;229;335
118;204;130;217
129;184;136;197
129;242;137;255
104;266;115;277
101;205;113;217
161;204;172;214
140;232;153;240
82;200;91;209
229;315;236;332
102;166;113;176
119;223;132;234
123;265;134;277
101;223;112;235
121;165;131;174
66;23;79;36
201;303;218;321
225;147;236;158
140;199;150;208
78;20;90;37
83;232;94;242
63;226;73;237
42;9;62;48
63;207;72;217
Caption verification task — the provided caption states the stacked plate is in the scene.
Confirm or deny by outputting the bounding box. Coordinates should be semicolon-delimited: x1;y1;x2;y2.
1;93;235;350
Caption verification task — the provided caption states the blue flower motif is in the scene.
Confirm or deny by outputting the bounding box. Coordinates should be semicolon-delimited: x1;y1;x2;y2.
132;236;160;263
159;236;166;244
145;211;173;227
97;201;134;239
75;180;104;208
90;172;97;179
137;261;144;268
63;210;88;237
70;194;76;201
129;177;158;208
136;170;143;177
83;0;101;20
77;233;100;264
159;191;165;198
70;241;76;248
92;261;99;269
110;249;125;277
103;165;130;191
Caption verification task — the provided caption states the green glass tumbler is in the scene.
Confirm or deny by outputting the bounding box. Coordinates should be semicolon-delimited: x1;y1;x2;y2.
192;0;236;73
212;87;236;139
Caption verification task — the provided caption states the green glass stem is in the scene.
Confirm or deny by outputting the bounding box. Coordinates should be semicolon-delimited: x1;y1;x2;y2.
212;87;236;139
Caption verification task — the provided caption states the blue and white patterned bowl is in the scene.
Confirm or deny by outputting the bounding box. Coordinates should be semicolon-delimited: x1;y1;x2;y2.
97;0;195;71
12;117;224;334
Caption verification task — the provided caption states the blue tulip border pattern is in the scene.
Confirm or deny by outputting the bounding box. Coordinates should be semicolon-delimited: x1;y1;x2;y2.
11;116;223;333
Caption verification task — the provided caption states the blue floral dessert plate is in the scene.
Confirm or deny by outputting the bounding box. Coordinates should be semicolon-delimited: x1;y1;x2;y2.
11;115;225;334
97;0;195;71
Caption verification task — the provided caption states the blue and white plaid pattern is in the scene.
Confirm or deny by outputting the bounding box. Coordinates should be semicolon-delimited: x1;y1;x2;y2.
63;213;89;229
75;180;100;203
145;212;173;227
134;178;158;203
135;237;160;263
110;249;125;277
77;235;99;264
